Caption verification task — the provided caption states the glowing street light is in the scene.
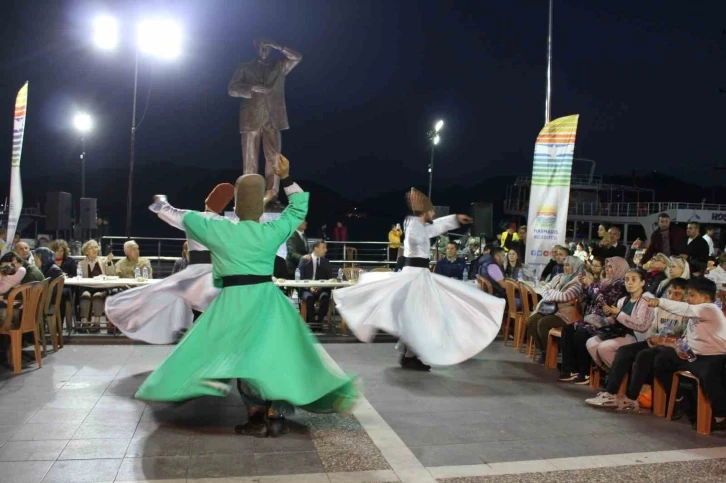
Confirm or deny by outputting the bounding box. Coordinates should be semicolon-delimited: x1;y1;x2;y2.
73;113;92;198
73;113;92;133
91;16;182;237
428;120;444;199
138;19;182;59
93;16;118;50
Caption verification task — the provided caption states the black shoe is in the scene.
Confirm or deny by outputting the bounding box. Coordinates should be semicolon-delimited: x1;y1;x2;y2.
267;417;290;438
235;411;268;437
235;421;268;438
400;355;431;371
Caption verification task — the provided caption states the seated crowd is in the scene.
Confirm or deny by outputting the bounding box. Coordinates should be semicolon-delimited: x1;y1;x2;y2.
467;215;726;433
0;235;153;336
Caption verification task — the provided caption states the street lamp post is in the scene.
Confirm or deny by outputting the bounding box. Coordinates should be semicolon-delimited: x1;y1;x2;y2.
73;113;92;198
427;120;443;200
93;16;181;237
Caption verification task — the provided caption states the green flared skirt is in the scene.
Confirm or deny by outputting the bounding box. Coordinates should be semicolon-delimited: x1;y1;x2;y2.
135;282;359;414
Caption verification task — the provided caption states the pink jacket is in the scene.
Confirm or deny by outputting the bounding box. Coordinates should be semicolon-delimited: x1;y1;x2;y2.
612;293;654;333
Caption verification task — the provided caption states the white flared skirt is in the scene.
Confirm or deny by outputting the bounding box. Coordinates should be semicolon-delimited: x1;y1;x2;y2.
105;264;220;344
333;267;505;366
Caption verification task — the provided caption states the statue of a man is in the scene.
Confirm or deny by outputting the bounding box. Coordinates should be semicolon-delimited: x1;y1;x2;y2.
228;39;302;198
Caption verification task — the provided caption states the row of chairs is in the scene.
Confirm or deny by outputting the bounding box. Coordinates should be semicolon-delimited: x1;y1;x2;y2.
1;277;65;374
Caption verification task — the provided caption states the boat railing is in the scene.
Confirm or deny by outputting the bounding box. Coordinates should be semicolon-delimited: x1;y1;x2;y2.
504;200;726;218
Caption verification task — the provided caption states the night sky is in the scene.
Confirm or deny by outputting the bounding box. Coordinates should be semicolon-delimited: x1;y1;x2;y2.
1;0;725;204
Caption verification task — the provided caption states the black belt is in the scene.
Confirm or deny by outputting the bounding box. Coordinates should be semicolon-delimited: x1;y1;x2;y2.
189;251;212;265
221;275;273;287
404;257;430;268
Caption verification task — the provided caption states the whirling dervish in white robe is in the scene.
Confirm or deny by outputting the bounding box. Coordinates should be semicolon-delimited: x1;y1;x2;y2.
333;188;505;370
104;184;236;344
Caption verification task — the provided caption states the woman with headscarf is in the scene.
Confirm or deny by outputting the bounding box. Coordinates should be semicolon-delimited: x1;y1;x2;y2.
526;256;584;363
559;257;629;383
655;256;690;297
33;247;63;280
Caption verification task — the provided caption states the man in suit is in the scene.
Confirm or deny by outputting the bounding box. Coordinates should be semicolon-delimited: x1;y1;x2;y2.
684;222;710;264
286;220;308;275
298;241;332;325
228;39;302;197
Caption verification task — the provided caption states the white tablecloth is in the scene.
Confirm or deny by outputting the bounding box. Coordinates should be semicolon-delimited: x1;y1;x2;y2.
64;277;160;289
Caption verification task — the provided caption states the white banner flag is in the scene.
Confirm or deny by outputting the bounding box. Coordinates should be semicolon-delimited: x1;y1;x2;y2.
524;115;579;276
2;82;28;255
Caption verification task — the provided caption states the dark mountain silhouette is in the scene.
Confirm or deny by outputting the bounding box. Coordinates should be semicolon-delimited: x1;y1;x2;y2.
6;165;724;241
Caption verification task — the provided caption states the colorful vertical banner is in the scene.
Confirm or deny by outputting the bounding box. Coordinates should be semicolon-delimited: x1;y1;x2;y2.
524;114;579;276
2;82;28;255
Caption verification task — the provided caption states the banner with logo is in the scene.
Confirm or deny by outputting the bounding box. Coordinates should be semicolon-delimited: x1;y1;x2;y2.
2;82;28;255
524;114;579;276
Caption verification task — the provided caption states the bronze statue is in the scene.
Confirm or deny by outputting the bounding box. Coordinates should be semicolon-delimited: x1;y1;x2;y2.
228;39;302;197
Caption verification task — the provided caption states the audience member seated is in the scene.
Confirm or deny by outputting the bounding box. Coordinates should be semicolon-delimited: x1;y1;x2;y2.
78;239;115;333
655;257;691;297
49;239;77;331
114;240;153;279
435;242;467;280
604;226;627;258
574;242;588;262
8;249;43;284
477;247;506;298
640;213;686;266
13;240;34;267
33;247;63;281
706;253;726;287
651;278;726;430
298;241;332;326
286;220;308;276
540;245;562;282
503;248;523;280
49;239;77;278
585;268;654;371
641;252;670;295
586;256;605;282
560;257;629;383
526;256;584;363
586;278;688;410
0;253;26;321
172;242;189;274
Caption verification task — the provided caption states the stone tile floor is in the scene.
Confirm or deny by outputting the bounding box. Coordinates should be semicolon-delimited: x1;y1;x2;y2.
0;342;724;482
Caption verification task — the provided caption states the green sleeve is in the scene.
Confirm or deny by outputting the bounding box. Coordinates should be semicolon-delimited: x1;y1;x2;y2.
264;192;309;246
183;212;212;248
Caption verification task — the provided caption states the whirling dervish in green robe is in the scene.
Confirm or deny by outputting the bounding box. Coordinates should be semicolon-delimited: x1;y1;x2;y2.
135;155;359;437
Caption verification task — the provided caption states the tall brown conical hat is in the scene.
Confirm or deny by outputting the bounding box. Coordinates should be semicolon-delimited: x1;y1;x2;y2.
234;174;265;221
205;183;235;214
406;187;433;214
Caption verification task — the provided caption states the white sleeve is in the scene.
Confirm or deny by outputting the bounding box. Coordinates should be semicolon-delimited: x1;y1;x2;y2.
152;201;191;232
425;214;460;238
657;298;713;320
283;182;303;196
